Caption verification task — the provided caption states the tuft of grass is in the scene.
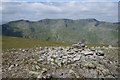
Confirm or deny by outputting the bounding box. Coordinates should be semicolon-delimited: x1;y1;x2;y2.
2;36;72;50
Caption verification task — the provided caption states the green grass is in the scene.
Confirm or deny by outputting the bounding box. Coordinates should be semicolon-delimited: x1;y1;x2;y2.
2;36;118;50
2;36;72;50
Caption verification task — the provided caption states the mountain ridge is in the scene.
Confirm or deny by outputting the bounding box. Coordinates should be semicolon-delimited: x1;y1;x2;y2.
2;18;118;45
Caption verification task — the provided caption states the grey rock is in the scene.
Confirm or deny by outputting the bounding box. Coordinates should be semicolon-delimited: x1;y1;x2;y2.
15;64;19;67
46;74;51;78
29;71;41;74
62;56;68;59
37;58;44;61
39;51;45;54
67;51;74;55
32;65;35;70
81;51;94;56
96;51;105;56
35;65;40;70
83;62;96;69
37;74;42;78
42;68;47;71
33;61;37;64
8;65;14;70
69;69;74;74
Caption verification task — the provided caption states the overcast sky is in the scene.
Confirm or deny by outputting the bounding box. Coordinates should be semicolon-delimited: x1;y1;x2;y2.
1;0;119;24
2;0;119;2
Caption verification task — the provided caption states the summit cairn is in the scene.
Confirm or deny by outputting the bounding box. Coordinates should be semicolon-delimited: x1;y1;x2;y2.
72;42;85;48
72;42;105;57
2;42;118;78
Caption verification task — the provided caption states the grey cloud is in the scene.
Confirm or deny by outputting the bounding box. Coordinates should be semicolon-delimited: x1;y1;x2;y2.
1;2;118;24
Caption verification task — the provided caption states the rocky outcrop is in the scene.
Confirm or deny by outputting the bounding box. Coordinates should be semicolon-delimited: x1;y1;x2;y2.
2;43;118;78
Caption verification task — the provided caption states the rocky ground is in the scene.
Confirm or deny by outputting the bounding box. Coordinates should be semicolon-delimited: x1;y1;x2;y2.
2;43;119;78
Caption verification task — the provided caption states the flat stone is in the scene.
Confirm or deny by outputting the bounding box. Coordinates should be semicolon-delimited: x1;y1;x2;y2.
73;57;80;61
37;59;44;61
81;51;94;56
39;51;45;54
67;51;74;55
62;56;68;59
29;71;41;74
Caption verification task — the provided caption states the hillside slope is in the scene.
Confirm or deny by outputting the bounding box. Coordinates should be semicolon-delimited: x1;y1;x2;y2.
2;36;72;49
2;19;118;45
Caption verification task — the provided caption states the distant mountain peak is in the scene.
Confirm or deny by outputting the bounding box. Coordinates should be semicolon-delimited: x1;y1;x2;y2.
9;19;31;23
86;18;99;22
8;18;100;23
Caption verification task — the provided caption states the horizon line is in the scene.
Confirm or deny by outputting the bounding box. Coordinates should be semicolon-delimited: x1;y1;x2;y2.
2;18;119;24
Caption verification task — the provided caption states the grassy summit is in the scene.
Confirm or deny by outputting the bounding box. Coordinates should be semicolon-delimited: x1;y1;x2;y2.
2;36;118;50
2;36;72;49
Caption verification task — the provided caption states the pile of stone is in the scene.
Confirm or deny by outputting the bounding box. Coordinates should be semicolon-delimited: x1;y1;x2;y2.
2;43;118;78
39;43;106;67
